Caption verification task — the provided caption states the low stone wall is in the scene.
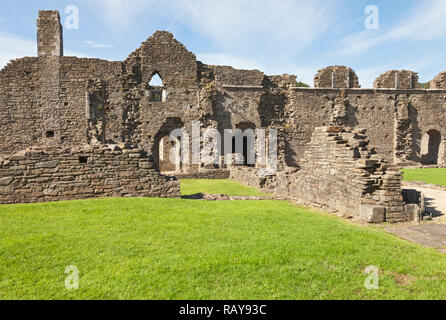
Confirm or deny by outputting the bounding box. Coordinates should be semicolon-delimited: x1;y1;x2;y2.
0;145;180;204
229;167;277;191
172;170;230;180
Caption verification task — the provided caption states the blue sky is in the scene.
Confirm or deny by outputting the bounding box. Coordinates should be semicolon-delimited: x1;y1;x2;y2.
0;0;445;87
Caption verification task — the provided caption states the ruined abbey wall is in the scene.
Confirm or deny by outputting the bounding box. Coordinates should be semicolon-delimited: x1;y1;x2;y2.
282;88;446;166
0;10;444;212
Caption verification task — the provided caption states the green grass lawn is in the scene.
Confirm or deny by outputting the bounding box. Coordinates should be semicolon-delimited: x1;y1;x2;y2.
402;168;446;187
1;194;446;299
180;179;271;197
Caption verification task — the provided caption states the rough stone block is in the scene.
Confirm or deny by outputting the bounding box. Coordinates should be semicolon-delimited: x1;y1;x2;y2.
0;177;13;186
359;204;386;223
405;204;422;222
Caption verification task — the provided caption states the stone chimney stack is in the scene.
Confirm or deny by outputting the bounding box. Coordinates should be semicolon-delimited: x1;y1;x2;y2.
37;10;63;57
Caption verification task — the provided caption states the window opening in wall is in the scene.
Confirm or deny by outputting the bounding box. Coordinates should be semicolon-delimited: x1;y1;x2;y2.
147;72;167;102
46;130;55;138
79;156;88;164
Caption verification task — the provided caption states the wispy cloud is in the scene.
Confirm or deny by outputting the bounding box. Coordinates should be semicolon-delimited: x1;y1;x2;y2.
338;0;446;56
171;0;342;57
87;0;343;61
0;32;35;68
84;40;112;49
0;32;89;69
84;0;159;27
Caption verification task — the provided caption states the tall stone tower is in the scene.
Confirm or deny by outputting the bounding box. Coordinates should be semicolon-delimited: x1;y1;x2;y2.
37;10;63;57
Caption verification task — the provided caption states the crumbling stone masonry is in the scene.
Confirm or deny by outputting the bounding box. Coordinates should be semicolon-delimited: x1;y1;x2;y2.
430;71;446;89
275;126;420;223
374;70;419;89
0;145;180;204
0;10;440;221
314;66;360;89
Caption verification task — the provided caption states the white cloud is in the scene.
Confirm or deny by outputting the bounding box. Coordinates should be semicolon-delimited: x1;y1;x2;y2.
84;40;112;49
0;32;36;67
338;0;446;56
84;0;159;27
87;0;342;59
172;0;341;57
385;0;446;41
0;32;89;70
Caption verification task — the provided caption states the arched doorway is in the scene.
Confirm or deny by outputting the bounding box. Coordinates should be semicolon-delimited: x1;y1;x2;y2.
152;118;184;172
421;129;442;165
236;122;256;166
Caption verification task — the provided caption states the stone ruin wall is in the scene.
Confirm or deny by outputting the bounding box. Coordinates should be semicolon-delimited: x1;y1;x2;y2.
430;71;446;89
275;126;416;223
2;24;446;170
314;66;360;89
0;145;180;204
231;126;424;223
0;10;446;210
374;70;419;89
37;10;63;57
283;88;446;167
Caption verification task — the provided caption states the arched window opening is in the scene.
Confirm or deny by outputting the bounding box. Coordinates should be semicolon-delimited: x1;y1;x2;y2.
147;72;167;102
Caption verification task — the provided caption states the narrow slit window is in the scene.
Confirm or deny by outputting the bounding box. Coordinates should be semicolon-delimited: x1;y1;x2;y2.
46;131;55;138
79;156;88;164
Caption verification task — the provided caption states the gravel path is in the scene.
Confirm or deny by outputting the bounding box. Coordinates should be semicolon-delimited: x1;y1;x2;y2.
386;182;446;252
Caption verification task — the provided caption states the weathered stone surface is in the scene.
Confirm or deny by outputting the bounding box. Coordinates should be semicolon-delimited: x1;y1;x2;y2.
0;177;13;186
0;9;445;212
314;66;360;88
359;205;386;223
405;204;422;222
430;71;446;89
374;70;418;89
0;145;180;204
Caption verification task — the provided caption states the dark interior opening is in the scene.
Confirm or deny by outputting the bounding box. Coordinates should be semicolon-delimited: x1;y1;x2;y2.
427;130;441;165
232;137;236;154
243;136;248;165
46;131;55;138
79;156;88;164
